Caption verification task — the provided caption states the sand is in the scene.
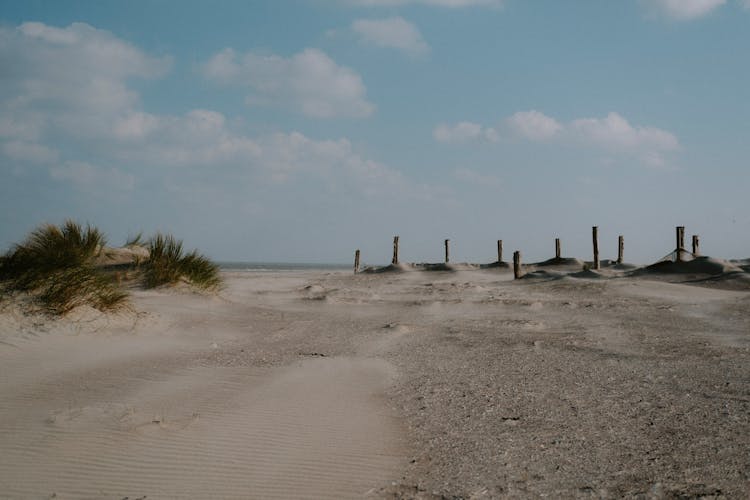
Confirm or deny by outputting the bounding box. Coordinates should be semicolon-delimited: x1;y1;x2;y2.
1;263;749;498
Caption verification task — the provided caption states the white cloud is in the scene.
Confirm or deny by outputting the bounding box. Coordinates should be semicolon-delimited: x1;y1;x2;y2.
434;121;498;144
556;111;679;167
347;0;501;7
352;17;430;56
86;106;414;198
642;0;726;20
0;115;43;142
81;104;409;196
15;22;169;79
507;110;562;141
0;21;434;212
454;167;502;187
434;122;480;142
436;111;680;167
111;109;262;168
2;140;58;164
113;111;161;140
50;161;135;191
484;127;500;143
741;0;750;9
256;132;406;192
0;22;170;146
150;126;424;204
46;101;409;196
203;48;374;118
569;112;679;153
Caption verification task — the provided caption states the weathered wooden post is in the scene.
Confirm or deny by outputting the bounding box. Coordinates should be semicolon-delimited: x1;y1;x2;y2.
497;240;503;263
617;235;624;264
513;251;522;279
592;226;600;270
392;236;399;265
444;239;450;264
676;226;685;262
354;249;360;274
692;234;700;256
555;238;561;260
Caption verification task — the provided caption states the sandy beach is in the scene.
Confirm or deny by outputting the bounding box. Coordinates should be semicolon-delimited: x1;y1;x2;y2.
1;264;749;498
3;1;750;497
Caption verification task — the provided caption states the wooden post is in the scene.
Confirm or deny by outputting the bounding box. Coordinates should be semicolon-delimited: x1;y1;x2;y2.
617;235;624;264
592;226;600;270
497;239;503;263
392;236;399;265
354;249;360;274
444;239;450;263
692;235;700;256
676;226;685;262
513;251;522;279
555;238;561;260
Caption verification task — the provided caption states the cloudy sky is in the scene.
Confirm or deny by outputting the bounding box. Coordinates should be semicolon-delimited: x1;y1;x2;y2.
1;0;748;264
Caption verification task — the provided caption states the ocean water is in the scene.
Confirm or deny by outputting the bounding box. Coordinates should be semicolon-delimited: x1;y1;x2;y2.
218;262;352;272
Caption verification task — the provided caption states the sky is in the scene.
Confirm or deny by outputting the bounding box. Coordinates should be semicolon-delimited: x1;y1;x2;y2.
0;0;748;264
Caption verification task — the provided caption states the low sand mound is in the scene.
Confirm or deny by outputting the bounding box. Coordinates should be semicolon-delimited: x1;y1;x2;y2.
641;256;743;276
95;245;149;268
362;262;414;273
415;262;455;272
533;257;585;268
569;269;604;279
362;262;483;273
598;259;637;271
519;270;566;281
479;261;510;269
682;271;750;291
612;262;638;271
415;262;479;272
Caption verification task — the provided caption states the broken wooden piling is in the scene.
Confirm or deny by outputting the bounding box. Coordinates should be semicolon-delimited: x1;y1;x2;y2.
392;236;399;265
692;234;700;256
445;239;450;264
676;226;685;262
617;235;624;264
592;226;600;270
555;238;561;260
513;251;522;279
354;249;360;274
497;240;503;263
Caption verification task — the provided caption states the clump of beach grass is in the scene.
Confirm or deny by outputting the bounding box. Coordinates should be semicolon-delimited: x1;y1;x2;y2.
38;267;129;314
0;221;129;314
143;233;221;290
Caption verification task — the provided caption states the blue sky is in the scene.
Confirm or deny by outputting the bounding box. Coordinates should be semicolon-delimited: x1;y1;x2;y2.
1;0;748;264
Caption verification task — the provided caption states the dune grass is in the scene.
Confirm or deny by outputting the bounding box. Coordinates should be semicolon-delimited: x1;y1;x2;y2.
38;267;129;314
143;233;221;290
0;221;129;314
0;222;220;315
125;232;144;248
1;221;105;289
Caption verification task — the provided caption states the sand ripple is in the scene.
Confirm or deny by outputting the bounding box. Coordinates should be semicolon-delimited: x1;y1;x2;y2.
0;356;403;499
